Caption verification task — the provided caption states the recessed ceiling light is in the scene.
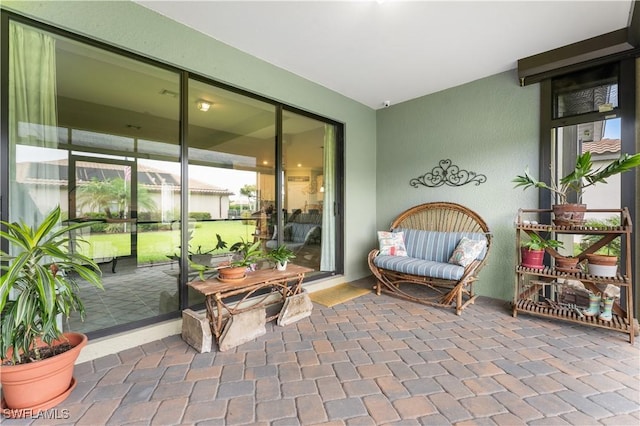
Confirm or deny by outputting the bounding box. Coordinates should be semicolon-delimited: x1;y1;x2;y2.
197;101;212;112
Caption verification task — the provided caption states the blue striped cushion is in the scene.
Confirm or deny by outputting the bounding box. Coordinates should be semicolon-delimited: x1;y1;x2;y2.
395;229;487;263
373;255;464;280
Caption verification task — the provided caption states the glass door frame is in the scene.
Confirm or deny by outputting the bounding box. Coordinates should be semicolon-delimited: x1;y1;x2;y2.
68;154;138;261
539;57;637;316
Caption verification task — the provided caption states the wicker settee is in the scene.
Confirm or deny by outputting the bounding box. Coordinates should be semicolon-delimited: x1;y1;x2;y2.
368;202;492;315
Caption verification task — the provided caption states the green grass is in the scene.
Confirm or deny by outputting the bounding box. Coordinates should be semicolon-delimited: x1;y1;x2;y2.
77;221;257;264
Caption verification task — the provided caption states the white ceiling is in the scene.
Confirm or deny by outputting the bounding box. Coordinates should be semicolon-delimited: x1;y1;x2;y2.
136;1;634;110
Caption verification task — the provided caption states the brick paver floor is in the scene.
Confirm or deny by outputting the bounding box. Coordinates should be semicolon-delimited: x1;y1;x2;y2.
4;278;639;425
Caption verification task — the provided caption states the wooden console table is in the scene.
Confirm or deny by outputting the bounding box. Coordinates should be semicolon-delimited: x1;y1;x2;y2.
188;264;313;342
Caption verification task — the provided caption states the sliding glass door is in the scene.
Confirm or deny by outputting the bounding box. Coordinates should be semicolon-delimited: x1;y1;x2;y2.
185;79;278;304
3;16;342;338
281;110;337;272
7;20;182;335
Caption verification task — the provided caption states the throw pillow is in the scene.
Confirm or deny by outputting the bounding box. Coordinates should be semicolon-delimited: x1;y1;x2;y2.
449;237;485;267
377;231;408;256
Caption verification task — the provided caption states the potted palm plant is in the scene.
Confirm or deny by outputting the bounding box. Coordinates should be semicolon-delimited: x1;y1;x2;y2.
267;244;296;271
513;152;640;226
520;234;563;269
0;206;103;417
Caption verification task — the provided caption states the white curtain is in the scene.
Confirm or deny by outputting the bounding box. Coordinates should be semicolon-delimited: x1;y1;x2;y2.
8;21;59;227
320;124;336;271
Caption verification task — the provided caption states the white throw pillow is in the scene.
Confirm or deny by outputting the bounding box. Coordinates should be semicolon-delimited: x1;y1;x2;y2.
377;231;408;256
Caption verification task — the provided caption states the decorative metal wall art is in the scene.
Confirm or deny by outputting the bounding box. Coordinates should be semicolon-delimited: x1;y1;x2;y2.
410;159;487;188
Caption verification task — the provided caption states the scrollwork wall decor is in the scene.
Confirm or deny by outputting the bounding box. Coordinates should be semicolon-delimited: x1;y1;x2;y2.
410;159;487;188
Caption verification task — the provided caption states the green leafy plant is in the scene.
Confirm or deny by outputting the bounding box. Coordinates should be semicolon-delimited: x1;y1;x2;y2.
191;233;229;256
513;152;640;204
267;244;296;264
521;233;563;251
228;238;263;268
185;234;232;281
192;238;265;281
0;206;103;364
580;216;621;257
168;232;228;262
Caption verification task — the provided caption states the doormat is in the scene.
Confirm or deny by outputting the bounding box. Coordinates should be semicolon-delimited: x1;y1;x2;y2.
309;283;371;308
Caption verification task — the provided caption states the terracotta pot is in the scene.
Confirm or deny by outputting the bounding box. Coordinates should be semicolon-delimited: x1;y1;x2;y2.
585;253;617;266
588;264;618;277
555;256;581;272
0;332;87;417
520;248;545;269
552;204;587;227
586;254;618;277
218;265;247;281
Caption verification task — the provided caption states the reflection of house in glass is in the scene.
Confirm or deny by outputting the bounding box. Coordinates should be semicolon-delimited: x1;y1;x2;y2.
582;138;622;213
15;160;234;220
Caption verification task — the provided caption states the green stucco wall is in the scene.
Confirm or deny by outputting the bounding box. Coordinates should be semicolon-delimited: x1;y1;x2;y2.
376;71;540;300
2;0;378;281
4;1;549;302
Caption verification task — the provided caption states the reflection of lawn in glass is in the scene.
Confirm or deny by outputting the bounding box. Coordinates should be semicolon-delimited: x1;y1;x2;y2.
78;221;256;264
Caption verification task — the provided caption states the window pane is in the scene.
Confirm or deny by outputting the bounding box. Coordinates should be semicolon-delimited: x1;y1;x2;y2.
281;111;336;274
553;118;622;256
8;21;181;335
5;18;343;340
552;63;619;119
186;79;277;306
554;118;622;208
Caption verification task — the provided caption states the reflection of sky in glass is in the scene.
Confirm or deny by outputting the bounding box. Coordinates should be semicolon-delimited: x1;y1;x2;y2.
604;118;620;139
16;145;256;203
142;159;256;202
16;144;67;163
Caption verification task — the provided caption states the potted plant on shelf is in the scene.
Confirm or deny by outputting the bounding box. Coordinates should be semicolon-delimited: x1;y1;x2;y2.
554;255;583;273
267;244;296;271
0;206;103;417
579;217;619;276
513;152;640;226
585;253;618;277
520;234;563;269
217;238;264;282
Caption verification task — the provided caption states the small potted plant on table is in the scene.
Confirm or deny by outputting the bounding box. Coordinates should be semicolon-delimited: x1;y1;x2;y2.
513;152;640;226
267;244;296;271
0;206;103;417
217;239;264;282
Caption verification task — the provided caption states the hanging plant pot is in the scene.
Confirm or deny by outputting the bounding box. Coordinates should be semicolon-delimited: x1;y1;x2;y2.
552;204;587;227
520;248;545;269
0;332;87;417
